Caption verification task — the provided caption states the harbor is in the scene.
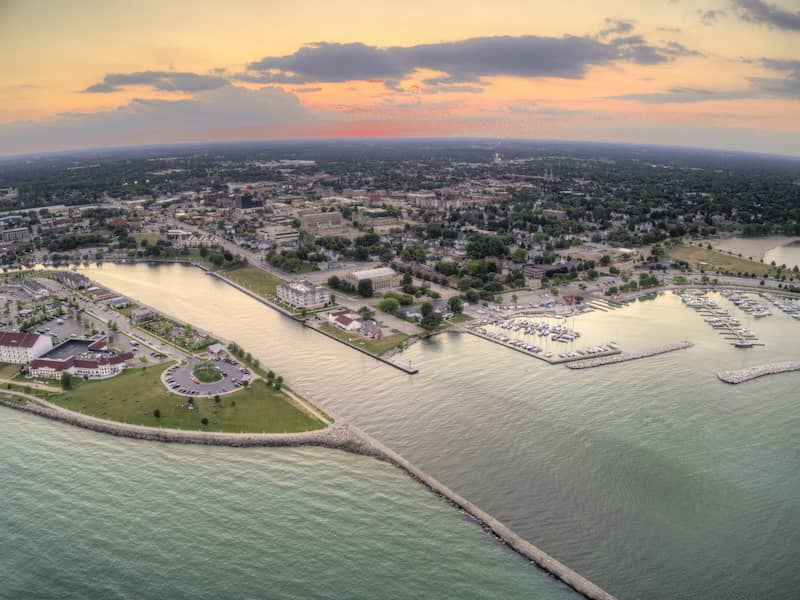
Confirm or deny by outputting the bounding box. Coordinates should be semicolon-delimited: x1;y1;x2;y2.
717;361;800;384
680;290;765;348
469;317;621;364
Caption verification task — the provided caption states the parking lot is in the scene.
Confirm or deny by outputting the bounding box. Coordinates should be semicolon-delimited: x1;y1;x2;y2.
162;357;253;397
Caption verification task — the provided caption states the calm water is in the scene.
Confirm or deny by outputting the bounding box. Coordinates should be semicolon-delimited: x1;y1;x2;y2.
765;241;800;270
0;408;579;600
65;264;800;599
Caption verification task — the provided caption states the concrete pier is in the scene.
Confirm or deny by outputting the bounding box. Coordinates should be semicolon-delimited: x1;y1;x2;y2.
717;361;800;384
565;341;693;369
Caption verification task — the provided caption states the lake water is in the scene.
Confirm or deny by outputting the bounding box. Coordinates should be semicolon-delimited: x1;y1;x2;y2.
0;408;579;600
34;263;800;599
765;241;800;270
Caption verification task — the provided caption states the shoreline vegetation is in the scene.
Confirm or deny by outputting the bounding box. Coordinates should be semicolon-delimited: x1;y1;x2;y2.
0;393;617;600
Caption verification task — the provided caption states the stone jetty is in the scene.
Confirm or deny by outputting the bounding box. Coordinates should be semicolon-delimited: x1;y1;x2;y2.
717;361;800;384
565;341;693;369
2;390;618;600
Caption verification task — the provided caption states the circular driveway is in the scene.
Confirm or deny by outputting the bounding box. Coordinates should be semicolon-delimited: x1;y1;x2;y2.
161;357;253;397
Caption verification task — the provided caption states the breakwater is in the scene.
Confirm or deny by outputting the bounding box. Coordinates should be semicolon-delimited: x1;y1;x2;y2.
565;341;693;369
717;361;800;384
2;390;617;600
349;424;618;600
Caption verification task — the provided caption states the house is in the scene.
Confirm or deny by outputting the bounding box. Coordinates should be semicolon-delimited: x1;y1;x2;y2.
28;337;133;380
206;342;225;359
360;319;383;339
131;308;154;323
52;271;90;290
277;280;330;309
18;279;50;300
107;296;130;309
327;308;361;331
0;331;53;364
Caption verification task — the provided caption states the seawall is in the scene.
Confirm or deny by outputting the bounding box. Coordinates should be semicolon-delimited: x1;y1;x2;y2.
306;323;418;374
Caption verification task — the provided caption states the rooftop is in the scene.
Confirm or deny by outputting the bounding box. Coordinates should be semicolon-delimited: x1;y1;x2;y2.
350;267;397;279
0;331;45;348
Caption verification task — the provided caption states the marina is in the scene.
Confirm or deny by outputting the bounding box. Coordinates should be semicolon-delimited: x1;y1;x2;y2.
680;291;765;348
717;361;800;384
469;317;621;364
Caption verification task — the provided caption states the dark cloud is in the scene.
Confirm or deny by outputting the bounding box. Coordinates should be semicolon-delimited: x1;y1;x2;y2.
751;57;800;97
612;57;800;102
240;34;697;86
1;86;308;155
732;0;800;32
84;71;229;94
294;86;322;93
611;86;752;103
698;9;726;25
598;18;636;38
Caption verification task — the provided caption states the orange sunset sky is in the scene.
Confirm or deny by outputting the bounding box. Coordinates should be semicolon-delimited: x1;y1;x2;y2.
1;0;799;155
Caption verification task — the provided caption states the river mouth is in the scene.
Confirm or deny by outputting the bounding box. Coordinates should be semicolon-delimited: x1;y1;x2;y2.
76;262;800;600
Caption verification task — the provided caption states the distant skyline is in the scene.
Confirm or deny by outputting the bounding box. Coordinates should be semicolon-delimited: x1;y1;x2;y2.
1;0;799;156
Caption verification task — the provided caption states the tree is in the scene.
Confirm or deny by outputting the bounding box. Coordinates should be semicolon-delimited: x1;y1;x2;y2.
60;371;72;390
447;296;463;315
201;417;209;426
267;370;275;381
357;278;374;298
599;255;611;267
214;394;221;404
511;293;518;306
153;408;161;418
379;297;400;314
358;306;374;320
421;302;434;318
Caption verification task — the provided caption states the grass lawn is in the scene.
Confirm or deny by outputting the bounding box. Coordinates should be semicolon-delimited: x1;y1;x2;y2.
221;266;285;298
0;363;20;379
50;365;324;433
320;323;408;355
193;361;222;383
132;233;159;247
115;303;138;318
668;245;773;276
448;313;473;324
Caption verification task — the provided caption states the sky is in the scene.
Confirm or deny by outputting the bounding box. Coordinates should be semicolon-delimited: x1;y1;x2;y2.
1;0;799;156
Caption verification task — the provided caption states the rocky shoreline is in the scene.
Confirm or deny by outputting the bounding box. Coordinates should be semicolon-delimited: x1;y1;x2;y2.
717;361;800;384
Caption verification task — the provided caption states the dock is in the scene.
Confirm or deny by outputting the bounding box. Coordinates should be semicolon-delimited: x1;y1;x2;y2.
565;341;693;369
717;361;800;384
467;328;622;364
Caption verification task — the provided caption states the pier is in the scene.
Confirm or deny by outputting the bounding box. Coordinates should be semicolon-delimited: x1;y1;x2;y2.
467;328;622;364
565;341;693;369
717;361;800;384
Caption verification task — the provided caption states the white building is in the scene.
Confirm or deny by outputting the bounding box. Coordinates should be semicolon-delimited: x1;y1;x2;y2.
327;308;361;331
0;331;53;364
343;267;400;291
259;226;300;247
277;280;330;309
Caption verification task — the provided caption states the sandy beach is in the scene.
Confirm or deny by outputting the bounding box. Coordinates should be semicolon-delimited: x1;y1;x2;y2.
712;236;800;261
